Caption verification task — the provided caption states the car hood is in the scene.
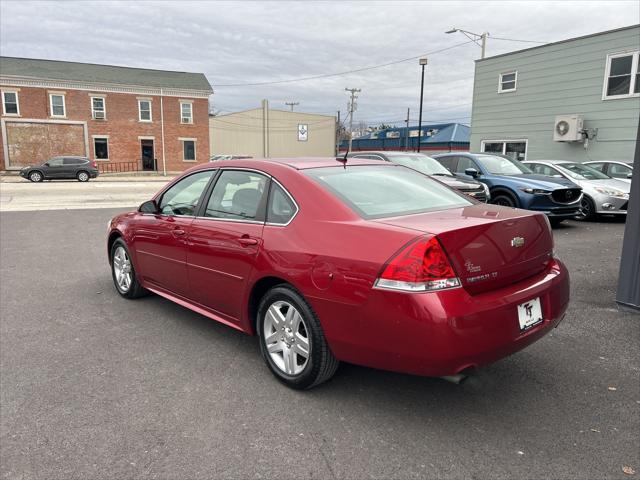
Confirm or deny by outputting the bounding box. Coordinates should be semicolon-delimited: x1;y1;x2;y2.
432;175;483;189
584;178;631;192
490;173;579;189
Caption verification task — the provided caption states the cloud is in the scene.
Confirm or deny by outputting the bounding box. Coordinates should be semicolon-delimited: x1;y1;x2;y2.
1;0;638;126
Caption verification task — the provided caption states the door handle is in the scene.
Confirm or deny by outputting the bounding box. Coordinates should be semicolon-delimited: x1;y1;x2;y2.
238;237;259;246
172;229;186;237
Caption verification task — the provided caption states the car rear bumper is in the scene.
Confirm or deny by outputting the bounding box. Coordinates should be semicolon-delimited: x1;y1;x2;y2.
316;259;569;377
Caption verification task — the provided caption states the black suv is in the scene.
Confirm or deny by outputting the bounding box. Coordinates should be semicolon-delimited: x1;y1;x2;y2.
347;151;490;202
20;156;100;182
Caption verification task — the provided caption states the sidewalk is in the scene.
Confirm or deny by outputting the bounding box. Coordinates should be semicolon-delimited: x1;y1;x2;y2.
0;172;179;183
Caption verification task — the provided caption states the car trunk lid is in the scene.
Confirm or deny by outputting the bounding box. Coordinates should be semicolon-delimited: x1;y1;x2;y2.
373;204;553;294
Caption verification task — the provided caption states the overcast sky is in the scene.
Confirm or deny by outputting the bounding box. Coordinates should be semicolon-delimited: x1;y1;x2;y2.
1;1;638;127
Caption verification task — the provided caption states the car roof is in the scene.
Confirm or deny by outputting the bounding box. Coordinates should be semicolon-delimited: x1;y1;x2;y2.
524;160;574;165
191;157;388;172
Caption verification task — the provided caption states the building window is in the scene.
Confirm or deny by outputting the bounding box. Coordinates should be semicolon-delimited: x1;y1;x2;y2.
386;131;400;138
481;139;527;161
138;100;152;122
50;94;66;117
604;51;640;99
2;91;19;115
182;139;196;161
180;101;193;124
91;97;106;120
93;137;109;160
498;71;517;93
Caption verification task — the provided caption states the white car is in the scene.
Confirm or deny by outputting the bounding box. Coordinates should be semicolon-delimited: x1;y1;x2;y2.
524;160;630;221
583;160;633;183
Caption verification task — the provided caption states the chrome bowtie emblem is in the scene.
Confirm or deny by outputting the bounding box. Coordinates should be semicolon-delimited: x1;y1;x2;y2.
511;237;525;248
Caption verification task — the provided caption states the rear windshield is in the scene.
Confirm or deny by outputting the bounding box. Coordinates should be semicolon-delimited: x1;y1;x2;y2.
305;165;471;219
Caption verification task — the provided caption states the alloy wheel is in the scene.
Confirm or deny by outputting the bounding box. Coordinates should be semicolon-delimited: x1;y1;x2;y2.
263;301;310;376
112;246;132;292
29;172;42;182
78;172;89;182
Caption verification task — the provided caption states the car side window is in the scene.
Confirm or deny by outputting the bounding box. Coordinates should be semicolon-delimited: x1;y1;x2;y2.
48;158;64;166
267;182;297;224
63;158;84;165
158;170;215;216
436;156;457;173
609;163;631;178
456;156;479;174
529;163;555;176
204;170;268;221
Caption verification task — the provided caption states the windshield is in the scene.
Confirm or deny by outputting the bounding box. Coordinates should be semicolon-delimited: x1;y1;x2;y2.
476;155;532;175
557;163;611;180
305;165;471;219
385;154;453;176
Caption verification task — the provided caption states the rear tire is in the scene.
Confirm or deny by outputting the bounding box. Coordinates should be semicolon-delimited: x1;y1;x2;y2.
77;171;90;182
575;196;596;221
110;238;147;299
257;285;339;390
29;171;43;182
490;192;517;208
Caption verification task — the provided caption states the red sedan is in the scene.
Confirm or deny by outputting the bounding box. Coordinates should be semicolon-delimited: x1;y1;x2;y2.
107;158;570;389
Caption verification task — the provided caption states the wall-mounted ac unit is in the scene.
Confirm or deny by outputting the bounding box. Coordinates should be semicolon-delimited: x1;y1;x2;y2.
553;114;584;142
93;111;105;120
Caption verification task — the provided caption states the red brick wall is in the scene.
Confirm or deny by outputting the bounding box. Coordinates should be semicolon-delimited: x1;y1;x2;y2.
0;85;210;171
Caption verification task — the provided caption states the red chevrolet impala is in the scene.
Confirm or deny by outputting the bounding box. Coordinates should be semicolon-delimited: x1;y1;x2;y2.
107;158;570;389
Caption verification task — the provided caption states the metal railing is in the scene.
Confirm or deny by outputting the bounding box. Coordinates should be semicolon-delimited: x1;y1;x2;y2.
98;160;143;174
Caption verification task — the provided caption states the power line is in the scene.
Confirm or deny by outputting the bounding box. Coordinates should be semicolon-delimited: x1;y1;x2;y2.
491;36;548;44
213;40;475;87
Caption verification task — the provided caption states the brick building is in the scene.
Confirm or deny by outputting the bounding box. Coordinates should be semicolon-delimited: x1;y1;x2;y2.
0;57;213;173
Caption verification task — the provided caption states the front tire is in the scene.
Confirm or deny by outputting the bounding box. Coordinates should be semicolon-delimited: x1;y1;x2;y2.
77;171;90;182
575;196;596;221
110;239;147;299
257;285;339;390
29;171;43;182
490;192;517;208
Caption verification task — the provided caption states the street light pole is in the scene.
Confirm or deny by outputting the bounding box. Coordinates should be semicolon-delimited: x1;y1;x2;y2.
345;87;361;152
417;58;427;153
445;28;489;59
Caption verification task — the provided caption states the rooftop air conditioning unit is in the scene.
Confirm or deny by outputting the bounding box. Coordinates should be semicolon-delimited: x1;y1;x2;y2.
553;114;584;142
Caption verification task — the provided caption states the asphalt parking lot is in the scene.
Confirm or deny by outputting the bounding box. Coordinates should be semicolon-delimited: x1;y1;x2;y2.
0;209;638;479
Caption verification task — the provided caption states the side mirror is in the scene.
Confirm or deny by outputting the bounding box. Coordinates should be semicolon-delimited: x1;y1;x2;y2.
139;200;159;214
44;162;50;167
464;168;479;178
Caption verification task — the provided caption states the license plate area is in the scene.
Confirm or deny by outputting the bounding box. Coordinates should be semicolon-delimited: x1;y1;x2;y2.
517;297;543;331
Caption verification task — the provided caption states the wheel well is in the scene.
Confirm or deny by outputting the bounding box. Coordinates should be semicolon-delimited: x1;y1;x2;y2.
490;187;520;207
30;169;44;177
107;231;122;262
247;276;290;334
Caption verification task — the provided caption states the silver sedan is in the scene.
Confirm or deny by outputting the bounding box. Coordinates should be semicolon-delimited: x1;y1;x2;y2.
524;160;630;221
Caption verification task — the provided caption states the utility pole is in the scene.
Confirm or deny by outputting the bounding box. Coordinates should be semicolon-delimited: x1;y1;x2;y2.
285;101;299;112
336;110;341;156
445;28;489;59
417;58;427;153
404;108;410;151
345;88;361;152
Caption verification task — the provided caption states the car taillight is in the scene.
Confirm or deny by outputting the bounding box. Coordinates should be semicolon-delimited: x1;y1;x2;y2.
91;161;97;168
375;235;461;292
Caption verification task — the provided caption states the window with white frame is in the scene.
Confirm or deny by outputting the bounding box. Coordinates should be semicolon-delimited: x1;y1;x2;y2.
93;136;109;160
138;100;152;122
2;91;19;115
91;97;106;120
180;101;193;124
481;139;527;161
50;94;66;117
498;71;517;93
182;139;196;161
604;51;640;99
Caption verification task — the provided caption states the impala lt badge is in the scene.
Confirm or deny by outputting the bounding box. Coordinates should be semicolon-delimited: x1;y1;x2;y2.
511;237;525;248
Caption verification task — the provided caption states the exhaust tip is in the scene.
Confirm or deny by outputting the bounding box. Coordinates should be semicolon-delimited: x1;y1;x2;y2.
440;374;468;384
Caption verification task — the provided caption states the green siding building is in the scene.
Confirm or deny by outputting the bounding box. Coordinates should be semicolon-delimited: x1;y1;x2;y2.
470;25;640;162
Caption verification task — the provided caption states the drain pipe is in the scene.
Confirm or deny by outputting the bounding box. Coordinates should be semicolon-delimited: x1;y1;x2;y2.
160;88;167;176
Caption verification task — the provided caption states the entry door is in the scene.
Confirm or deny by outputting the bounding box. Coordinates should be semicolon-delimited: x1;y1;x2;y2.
141;139;155;171
187;170;269;320
133;170;215;297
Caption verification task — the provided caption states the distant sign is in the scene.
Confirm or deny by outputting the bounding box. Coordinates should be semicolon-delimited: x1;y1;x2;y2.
298;124;308;142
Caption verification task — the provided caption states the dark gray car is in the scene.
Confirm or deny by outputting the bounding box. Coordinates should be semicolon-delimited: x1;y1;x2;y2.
19;156;99;182
347;151;490;202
